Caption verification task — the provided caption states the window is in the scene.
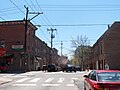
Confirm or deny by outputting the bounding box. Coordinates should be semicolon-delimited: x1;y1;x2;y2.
98;72;120;82
88;71;97;81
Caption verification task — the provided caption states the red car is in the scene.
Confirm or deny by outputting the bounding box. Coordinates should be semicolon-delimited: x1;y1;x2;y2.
83;70;120;90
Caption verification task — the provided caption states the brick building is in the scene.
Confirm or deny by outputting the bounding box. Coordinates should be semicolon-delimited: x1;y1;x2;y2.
87;21;120;70
0;20;59;72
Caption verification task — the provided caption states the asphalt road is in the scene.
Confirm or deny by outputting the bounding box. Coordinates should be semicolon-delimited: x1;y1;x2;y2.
0;71;88;90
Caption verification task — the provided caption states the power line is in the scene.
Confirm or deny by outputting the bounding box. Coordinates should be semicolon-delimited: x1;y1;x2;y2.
41;24;110;27
9;0;25;14
34;0;61;44
0;17;6;21
29;0;37;10
37;4;120;7
39;28;50;42
42;9;120;12
24;0;34;11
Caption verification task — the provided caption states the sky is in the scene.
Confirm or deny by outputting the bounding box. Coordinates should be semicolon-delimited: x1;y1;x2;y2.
0;0;120;59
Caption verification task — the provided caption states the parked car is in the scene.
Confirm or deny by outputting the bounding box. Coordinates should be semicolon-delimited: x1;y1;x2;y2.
83;70;120;90
56;66;62;71
47;64;57;72
75;65;81;71
65;64;76;72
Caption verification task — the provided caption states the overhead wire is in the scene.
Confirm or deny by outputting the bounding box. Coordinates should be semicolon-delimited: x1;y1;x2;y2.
40;24;110;27
24;0;38;24
36;1;61;44
0;17;6;21
35;4;120;12
38;4;120;8
9;0;25;14
34;0;61;44
24;0;50;42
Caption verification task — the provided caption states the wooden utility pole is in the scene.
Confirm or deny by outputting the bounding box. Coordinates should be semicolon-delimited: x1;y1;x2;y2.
24;6;29;52
24;6;43;71
61;41;63;56
47;28;57;64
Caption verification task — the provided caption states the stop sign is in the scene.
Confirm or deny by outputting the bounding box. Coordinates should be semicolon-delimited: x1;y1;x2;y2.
0;47;6;57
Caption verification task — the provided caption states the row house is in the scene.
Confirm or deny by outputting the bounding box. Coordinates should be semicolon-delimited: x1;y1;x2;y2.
34;36;51;70
0;20;59;72
52;48;58;65
87;21;120;70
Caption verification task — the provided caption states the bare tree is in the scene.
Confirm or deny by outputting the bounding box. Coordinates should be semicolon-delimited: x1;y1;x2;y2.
71;35;91;70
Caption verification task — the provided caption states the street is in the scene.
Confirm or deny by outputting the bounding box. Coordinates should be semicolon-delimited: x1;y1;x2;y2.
0;71;87;90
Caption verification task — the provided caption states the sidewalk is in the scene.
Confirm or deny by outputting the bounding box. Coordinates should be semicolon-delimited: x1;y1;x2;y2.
0;77;12;85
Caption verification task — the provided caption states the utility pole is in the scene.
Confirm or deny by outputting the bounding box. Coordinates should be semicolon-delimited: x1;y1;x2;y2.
47;28;57;49
24;6;43;52
61;41;63;56
24;6;43;71
47;28;57;64
24;6;29;52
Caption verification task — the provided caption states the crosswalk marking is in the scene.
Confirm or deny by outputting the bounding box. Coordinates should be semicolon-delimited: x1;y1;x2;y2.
12;84;36;86
41;84;60;86
71;78;78;83
57;78;65;83
29;78;41;82
66;84;74;86
15;77;78;83
45;78;54;82
12;77;78;87
12;83;75;87
16;78;30;82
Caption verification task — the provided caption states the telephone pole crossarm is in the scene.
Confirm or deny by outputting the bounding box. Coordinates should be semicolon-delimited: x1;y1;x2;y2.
47;28;57;49
29;12;43;21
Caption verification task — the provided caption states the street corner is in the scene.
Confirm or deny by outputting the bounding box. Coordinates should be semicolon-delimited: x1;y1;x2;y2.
0;77;13;85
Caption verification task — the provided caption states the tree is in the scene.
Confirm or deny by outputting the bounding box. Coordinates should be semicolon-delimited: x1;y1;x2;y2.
71;35;92;70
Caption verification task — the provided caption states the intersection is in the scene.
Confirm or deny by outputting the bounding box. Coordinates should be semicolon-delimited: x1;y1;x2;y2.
0;71;87;90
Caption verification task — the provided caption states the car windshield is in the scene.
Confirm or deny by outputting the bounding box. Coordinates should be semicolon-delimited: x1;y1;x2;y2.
97;72;120;82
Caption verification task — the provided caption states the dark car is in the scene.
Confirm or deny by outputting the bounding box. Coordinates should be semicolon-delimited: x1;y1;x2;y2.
47;64;57;72
65;64;76;72
75;66;81;71
83;70;120;90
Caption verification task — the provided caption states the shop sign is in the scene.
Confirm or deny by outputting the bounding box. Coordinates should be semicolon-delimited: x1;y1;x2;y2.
12;45;24;50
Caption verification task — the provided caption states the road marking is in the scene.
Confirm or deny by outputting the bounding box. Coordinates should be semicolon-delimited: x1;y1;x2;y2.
12;84;36;86
16;78;30;82
41;84;60;86
45;78;54;82
71;78;78;83
57;78;65;83
66;84;74;86
29;78;41;82
12;75;27;77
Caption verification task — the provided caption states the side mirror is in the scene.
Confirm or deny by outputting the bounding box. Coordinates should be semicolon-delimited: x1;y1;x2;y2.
83;75;88;78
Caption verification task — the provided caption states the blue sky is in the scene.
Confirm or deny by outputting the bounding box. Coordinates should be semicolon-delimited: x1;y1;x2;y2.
0;0;120;59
